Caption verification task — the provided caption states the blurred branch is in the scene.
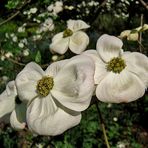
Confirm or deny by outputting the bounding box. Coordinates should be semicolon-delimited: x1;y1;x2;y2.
139;14;144;53
3;55;26;66
0;0;31;26
95;102;110;148
139;0;148;10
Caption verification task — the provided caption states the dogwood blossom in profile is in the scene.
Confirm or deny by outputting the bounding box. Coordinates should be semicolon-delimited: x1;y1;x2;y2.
15;55;95;135
50;20;90;54
84;34;148;103
0;81;26;130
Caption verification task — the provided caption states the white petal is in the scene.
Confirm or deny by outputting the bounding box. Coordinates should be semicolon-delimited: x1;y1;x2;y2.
0;81;16;118
83;50;109;84
27;95;81;136
51;55;95;111
96;34;123;62
69;31;89;54
16;62;44;102
67;19;90;32
96;70;146;103
45;59;69;77
123;52;148;87
10;103;26;130
50;32;69;54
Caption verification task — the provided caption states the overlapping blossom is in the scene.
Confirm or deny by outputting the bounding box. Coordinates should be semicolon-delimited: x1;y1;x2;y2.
50;20;90;54
15;55;95;135
84;34;148;103
0;81;26;129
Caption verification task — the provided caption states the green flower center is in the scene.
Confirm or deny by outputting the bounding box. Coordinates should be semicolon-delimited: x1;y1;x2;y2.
37;76;54;97
63;29;73;38
106;57;126;73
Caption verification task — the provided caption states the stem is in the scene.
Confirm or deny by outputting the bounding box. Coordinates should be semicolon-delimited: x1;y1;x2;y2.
95;103;110;148
139;14;143;53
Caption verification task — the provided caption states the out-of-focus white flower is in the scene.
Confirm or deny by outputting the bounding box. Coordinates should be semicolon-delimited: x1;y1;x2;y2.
47;1;63;16
0;81;26;130
20;38;28;45
1;56;5;61
143;24;148;31
18;26;25;33
51;55;58;61
23;49;29;56
5;52;13;58
10;33;15;37
65;5;74;10
53;1;63;14
113;117;118;122
116;141;127;148
30;8;38;14
12;36;18;42
107;103;112;108
84;34;148;103
40;18;54;32
2;76;9;82
16;55;95;135
33;35;42;41
50;20;90;54
119;30;138;41
18;42;24;48
5;33;9;38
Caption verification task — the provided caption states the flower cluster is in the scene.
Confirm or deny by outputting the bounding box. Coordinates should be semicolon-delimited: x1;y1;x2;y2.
0;20;148;136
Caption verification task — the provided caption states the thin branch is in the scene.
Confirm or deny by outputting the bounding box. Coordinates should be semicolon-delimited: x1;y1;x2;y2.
139;0;148;10
0;0;31;26
0;11;20;26
139;14;144;53
95;102;110;148
4;55;26;66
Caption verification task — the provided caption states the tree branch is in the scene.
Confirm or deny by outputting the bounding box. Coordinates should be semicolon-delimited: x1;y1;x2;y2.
139;0;148;10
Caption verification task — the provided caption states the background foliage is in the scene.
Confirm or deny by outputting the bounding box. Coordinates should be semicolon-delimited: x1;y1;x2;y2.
0;0;148;147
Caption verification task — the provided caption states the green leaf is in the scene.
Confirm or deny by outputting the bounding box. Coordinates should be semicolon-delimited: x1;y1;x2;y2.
35;50;41;63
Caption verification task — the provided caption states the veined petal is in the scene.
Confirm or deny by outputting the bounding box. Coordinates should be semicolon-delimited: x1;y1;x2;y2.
45;59;69;77
96;34;123;62
16;62;44;102
83;50;109;84
51;32;64;42
10;103;26;130
123;52;148;87
96;70;146;103
51;55;95;111
69;31;89;54
0;81;16;118
67;20;90;32
27;95;81;136
50;38;69;54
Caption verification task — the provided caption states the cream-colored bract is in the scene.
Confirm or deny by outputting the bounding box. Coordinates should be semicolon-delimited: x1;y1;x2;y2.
50;20;90;54
0;81;26;130
15;55;95;135
84;34;148;103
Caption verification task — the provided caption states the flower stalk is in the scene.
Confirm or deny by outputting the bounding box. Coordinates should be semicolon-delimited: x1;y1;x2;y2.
95;102;110;148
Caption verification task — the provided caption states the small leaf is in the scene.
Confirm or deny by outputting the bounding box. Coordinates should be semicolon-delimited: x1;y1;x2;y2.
35;50;41;63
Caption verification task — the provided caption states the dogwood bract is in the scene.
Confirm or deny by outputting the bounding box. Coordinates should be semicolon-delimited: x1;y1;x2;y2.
0;81;26;129
84;34;148;103
50;20;90;54
15;55;95;135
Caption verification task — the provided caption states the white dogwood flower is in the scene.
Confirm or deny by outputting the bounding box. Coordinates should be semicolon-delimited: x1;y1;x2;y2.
84;34;148;103
15;55;95;135
50;20;90;54
0;81;26;129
